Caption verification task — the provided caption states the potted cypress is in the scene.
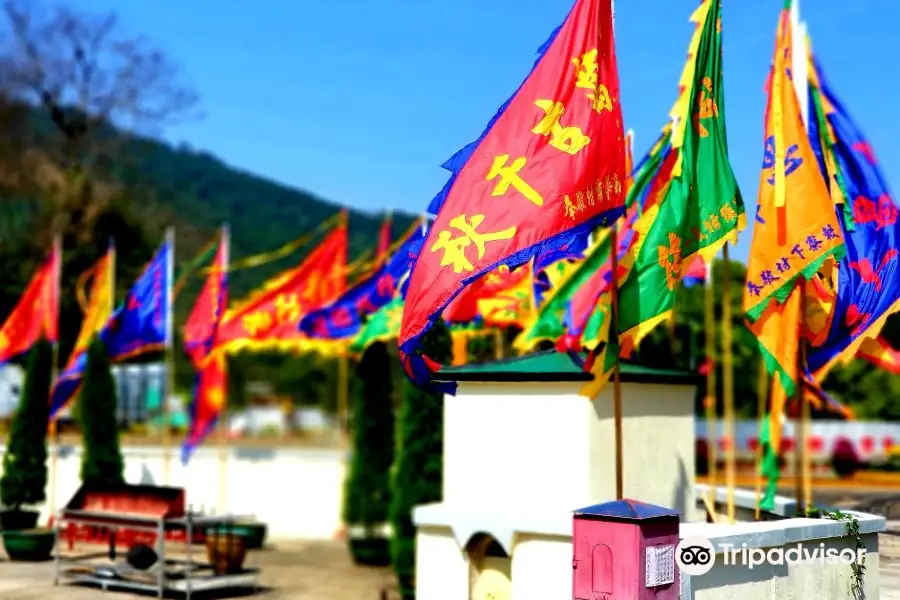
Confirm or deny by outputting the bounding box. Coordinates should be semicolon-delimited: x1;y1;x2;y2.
390;321;451;599
79;338;125;487
0;339;52;532
344;342;394;566
1;339;56;561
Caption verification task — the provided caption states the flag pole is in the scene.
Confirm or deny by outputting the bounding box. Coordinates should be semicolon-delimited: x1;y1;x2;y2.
162;226;175;485
217;224;230;514
48;234;62;522
703;258;718;521
610;220;624;500
754;359;768;521
494;329;504;360
721;243;736;523
795;282;809;512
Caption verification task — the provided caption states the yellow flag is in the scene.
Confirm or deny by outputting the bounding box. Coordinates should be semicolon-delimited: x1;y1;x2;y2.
70;246;115;363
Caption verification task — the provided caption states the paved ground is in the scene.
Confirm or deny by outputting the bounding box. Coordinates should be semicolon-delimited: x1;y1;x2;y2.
0;540;395;600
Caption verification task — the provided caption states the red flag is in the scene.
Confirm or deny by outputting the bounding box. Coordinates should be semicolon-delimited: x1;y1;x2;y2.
181;350;228;463
0;244;59;363
184;227;228;368
400;0;626;387
215;220;347;353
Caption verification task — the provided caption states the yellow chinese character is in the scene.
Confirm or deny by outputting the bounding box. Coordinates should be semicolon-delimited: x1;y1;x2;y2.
274;292;301;323
657;232;683;291
486;155;544;206
532;99;590;155
589;85;613;113
693;77;719;138
719;204;737;222
430;214;517;274
563;195;578;219
572;49;599;89
242;310;273;337
706;213;721;231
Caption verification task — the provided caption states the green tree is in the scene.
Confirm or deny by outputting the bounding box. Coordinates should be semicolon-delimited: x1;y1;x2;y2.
344;341;394;565
0;339;52;512
79;338;125;487
390;321;452;600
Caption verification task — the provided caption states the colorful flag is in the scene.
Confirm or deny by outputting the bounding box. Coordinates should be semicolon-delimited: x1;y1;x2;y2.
616;0;745;352
478;263;535;328
51;238;173;418
0;243;60;364
181;350;227;463
70;244;115;362
299;222;426;341
805;53;900;377
215;220;347;354
681;256;708;288
856;335;900;374
184;227;228;368
400;0;626;390
349;297;405;354
532;230;590;308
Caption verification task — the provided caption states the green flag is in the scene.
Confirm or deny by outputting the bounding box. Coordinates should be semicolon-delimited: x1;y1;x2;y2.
617;0;745;351
350;297;404;354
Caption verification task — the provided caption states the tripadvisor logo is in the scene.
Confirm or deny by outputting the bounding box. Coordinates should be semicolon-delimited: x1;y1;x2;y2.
676;536;866;576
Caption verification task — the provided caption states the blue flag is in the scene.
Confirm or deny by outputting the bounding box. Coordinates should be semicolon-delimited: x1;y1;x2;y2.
50;240;173;418
298;225;427;340
807;58;900;376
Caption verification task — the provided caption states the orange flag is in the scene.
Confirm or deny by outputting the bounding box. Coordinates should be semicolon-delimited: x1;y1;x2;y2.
215;219;347;354
744;6;845;454
0;243;60;363
743;7;844;324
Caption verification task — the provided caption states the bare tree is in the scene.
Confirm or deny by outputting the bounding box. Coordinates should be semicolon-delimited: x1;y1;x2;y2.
0;0;199;214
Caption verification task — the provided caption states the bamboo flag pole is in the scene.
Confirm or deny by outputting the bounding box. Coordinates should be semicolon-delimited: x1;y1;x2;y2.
48;234;62;519
162;226;176;485
217;224;230;514
703;258;718;521
494;329;504;360
721;244;736;523
610;222;624;500
754;359;768;521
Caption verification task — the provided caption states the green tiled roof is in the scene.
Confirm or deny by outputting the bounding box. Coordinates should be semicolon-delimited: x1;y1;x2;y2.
435;350;699;385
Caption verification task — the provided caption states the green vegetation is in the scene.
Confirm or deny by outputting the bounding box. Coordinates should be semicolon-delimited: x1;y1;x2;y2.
0;339;52;510
79;339;125;487
391;321;452;600
344;342;395;566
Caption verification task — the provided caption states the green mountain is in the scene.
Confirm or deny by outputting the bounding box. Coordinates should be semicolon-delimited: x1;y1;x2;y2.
113;136;419;297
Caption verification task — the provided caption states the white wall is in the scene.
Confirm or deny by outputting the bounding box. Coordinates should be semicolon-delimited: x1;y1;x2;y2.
0;443;347;540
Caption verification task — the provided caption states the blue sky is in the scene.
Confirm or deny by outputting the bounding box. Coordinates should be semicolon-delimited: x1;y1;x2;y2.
71;0;897;261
